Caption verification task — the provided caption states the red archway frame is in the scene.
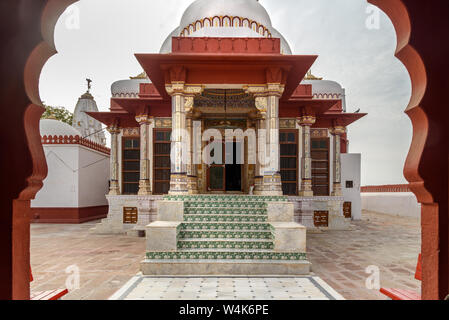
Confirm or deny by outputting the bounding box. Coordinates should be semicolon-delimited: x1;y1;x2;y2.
0;0;447;300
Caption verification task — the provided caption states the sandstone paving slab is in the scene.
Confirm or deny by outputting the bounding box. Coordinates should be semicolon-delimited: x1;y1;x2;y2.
30;211;420;300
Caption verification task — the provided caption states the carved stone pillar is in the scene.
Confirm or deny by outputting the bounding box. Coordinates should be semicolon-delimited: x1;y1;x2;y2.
186;114;199;194
166;83;203;195
331;126;346;196
263;83;284;195
254;115;266;193
245;84;283;195
136;115;152;195
298;116;316;197
107;126;121;195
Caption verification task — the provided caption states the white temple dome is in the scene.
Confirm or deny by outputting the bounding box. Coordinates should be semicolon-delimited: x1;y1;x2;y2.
180;0;272;32
302;79;347;111
40;119;81;137
160;0;292;55
111;78;149;98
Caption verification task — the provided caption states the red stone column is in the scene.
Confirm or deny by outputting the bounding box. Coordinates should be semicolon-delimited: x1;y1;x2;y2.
370;0;449;300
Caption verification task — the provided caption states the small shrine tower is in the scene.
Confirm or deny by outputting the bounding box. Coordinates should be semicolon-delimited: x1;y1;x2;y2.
72;79;106;146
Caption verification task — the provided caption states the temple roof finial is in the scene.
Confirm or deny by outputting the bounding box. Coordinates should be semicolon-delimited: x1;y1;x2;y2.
86;78;92;93
304;70;323;81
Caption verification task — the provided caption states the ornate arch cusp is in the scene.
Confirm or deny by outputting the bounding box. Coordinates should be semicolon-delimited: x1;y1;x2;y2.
369;0;448;300
7;0;446;301
1;0;79;300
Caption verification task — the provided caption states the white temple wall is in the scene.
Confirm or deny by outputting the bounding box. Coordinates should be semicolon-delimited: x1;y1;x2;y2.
361;192;421;219
31;145;79;208
341;153;362;220
329;133;335;195
78;146;110;208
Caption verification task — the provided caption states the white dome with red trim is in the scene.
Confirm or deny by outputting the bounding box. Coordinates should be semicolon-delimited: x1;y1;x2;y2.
160;0;292;54
40;119;81;137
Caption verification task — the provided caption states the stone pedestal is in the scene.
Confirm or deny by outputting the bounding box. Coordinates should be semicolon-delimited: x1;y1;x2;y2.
146;222;181;251
272;222;307;252
157;201;184;221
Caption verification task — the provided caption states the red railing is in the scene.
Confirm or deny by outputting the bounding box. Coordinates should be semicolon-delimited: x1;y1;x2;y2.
41;135;110;155
172;37;281;54
361;184;411;193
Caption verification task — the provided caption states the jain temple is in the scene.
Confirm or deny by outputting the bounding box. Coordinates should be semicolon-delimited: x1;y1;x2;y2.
84;0;367;275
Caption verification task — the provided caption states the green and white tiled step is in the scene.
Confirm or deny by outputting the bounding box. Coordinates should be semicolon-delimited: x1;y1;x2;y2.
184;202;267;209
146;251;307;261
184;214;267;223
184;207;267;215
179;230;274;240
143;194;310;275
165;195;288;203
180;222;271;231
178;239;274;250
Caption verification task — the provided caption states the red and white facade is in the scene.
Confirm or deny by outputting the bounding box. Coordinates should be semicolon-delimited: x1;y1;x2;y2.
88;0;366;234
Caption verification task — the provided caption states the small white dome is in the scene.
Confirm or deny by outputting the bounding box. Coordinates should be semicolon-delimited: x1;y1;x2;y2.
111;78;149;98
40;119;81;137
302;79;347;111
302;79;344;96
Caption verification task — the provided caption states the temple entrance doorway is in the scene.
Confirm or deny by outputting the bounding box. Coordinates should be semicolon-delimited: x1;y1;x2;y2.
208;141;243;192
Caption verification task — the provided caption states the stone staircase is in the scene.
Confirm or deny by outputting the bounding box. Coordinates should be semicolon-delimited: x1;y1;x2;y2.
141;195;310;276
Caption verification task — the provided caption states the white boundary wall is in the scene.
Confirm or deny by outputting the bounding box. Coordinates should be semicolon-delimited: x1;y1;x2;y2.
361;192;421;219
32;144;109;208
341;154;362;220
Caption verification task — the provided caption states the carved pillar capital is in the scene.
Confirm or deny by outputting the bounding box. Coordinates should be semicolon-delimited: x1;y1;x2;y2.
266;83;285;97
330;126;347;136
135;114;153;125
165;81;185;96
298;116;316;127
106;126;121;135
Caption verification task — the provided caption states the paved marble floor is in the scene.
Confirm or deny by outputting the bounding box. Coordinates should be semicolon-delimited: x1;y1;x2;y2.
30;211;421;300
110;276;343;300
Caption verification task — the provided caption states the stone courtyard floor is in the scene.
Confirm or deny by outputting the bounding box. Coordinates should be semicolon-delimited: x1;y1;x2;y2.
30;210;421;300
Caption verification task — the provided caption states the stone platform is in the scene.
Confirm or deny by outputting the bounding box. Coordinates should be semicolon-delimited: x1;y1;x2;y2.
141;195;310;276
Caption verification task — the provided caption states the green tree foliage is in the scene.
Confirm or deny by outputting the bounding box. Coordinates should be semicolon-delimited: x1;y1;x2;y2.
41;105;74;125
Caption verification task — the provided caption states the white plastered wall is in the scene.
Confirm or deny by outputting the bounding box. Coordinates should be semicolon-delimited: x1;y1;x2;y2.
361;193;421;219
31;145;79;208
341;153;362;220
31;144;110;209
78;146;110;207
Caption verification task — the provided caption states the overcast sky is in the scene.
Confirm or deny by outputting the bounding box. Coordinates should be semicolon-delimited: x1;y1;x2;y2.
39;0;412;186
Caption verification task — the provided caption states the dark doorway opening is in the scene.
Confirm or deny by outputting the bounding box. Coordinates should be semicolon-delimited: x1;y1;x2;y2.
225;141;242;192
208;141;242;192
